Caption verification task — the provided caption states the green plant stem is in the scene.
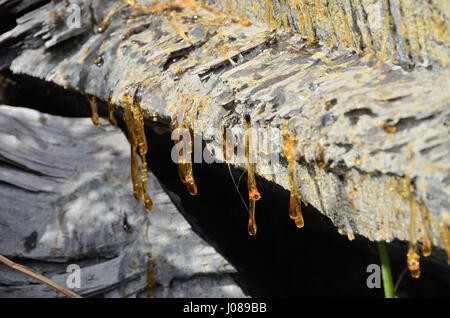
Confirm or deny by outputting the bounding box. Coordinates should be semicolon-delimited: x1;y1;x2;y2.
377;241;395;298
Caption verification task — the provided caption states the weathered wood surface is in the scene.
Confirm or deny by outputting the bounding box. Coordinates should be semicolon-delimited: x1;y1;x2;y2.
0;1;449;254
0;105;245;297
223;0;450;69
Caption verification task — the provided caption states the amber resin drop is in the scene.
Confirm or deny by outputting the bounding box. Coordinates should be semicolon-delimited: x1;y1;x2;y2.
172;110;197;196
294;214;304;228
94;56;104;67
133;85;153;211
183;127;197;196
178;162;187;183
130;149;143;200
382;121;397;133
184;161;197;196
248;199;257;236
421;237;431;257
282;122;304;228
107;91;117;126
245;115;260;235
222;126;228;162
407;245;421;279
186;179;198;196
124;93;143;201
241;19;251;27
171;115;186;184
89;95;100;126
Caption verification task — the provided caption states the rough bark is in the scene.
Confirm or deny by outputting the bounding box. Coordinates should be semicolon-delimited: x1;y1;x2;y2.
0;0;449;255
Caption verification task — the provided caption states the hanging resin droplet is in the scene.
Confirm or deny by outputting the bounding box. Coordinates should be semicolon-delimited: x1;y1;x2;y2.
421;237;431;257
184;161;197;196
130;149;143;200
294;215;304;229
178;134;187;185
89;95;100;126
282;122;304;228
245;115;260;235
183;128;197;196
170;115;186;183
133;85;153;212
186;179;198;196
405;177;421;277
140;153;154;211
222;126;228;162
143;191;154;212
288;193;298;220
186;180;198;196
248;199;257;236
418;203;432;258
123;89;143;201
171;106;197;196
178;162;187;183
289;193;304;228
107;91;117;126
407;245;421;279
